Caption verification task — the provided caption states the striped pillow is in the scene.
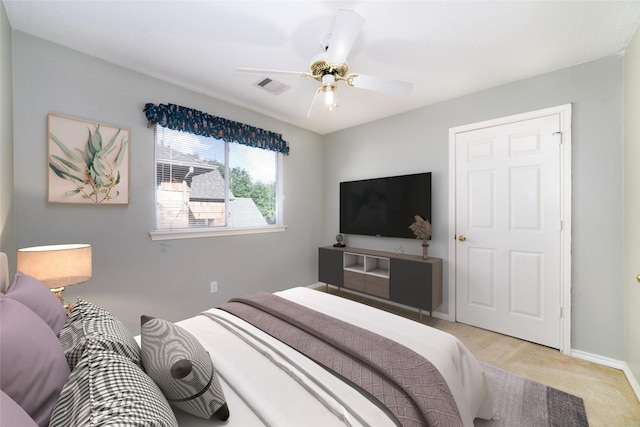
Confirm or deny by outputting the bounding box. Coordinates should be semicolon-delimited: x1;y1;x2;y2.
140;315;229;421
50;341;177;427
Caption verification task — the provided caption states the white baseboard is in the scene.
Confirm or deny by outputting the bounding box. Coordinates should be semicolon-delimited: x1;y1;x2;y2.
623;364;640;402
571;349;627;370
572;349;640;402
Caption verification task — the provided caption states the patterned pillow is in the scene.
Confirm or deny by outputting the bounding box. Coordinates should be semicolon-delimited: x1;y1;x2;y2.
59;298;140;370
5;272;67;335
140;315;229;421
50;341;178;427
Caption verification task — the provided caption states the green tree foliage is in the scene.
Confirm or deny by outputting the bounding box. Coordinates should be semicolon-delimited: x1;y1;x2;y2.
230;167;276;220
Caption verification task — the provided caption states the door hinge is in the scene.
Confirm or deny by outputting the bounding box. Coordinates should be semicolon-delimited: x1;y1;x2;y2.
553;131;562;144
560;306;563;318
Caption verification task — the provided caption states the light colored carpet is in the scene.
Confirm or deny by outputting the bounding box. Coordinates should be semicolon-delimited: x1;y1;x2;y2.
317;286;640;427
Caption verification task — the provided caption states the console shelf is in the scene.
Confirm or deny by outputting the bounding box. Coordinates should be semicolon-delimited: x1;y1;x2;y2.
318;246;443;315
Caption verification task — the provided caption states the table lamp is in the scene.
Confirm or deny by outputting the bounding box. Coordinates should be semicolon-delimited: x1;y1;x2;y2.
17;244;92;304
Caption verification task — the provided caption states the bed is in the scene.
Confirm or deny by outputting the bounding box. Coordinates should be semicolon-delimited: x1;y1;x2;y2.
0;251;496;427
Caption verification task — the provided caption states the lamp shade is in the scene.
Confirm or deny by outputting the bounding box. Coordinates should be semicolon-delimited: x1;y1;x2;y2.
17;244;92;288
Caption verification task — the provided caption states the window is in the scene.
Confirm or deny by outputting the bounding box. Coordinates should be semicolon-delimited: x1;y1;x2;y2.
144;103;288;240
153;126;283;236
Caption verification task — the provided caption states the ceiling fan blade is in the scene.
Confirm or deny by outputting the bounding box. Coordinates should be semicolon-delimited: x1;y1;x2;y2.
306;88;324;118
325;9;364;65
237;67;310;78
348;74;413;95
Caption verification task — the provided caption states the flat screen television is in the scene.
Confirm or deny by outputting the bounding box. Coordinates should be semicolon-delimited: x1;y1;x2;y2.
340;172;431;239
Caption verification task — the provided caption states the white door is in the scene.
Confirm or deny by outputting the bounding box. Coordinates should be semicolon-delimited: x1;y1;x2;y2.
453;108;569;349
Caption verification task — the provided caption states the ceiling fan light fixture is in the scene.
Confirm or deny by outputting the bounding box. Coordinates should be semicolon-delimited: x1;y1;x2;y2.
324;86;335;106
321;74;337;105
322;74;336;107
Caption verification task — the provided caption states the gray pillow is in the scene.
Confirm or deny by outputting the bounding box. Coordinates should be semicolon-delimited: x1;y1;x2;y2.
140;315;229;421
0;295;70;427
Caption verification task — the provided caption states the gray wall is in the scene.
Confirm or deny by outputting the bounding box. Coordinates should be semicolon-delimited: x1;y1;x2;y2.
322;55;625;359
1;3;13;256
11;32;324;334
9;30;626;359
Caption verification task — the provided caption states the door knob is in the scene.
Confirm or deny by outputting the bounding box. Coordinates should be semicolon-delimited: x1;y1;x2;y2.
458;235;467;242
637;274;640;283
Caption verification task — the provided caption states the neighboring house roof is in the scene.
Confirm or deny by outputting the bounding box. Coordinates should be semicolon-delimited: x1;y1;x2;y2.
156;143;219;183
156;143;214;169
190;170;231;200
228;198;268;227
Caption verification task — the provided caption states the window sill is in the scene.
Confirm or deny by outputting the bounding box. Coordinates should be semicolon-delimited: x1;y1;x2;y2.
149;225;287;241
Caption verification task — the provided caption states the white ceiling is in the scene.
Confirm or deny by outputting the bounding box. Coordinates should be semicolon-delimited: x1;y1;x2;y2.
4;1;640;135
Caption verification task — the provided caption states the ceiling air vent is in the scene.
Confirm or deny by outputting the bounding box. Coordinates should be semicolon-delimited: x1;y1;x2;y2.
253;77;291;95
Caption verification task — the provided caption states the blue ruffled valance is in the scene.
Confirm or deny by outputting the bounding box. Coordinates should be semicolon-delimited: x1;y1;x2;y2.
144;103;289;155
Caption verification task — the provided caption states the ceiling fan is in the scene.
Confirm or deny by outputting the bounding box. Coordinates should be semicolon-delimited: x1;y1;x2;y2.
237;9;413;116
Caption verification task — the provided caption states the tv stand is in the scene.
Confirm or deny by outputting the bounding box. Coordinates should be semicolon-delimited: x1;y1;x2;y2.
318;246;443;316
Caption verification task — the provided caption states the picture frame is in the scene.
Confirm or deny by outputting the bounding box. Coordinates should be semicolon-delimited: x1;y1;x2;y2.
47;114;130;205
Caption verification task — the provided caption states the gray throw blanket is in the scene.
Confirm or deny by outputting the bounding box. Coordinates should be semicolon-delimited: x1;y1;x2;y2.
219;292;462;427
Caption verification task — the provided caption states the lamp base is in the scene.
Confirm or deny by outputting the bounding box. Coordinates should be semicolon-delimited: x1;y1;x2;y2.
50;286;65;305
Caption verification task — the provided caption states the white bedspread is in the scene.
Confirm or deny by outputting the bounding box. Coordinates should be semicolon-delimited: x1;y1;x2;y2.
169;287;496;426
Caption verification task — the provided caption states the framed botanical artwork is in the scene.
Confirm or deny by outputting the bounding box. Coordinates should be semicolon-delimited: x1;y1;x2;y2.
48;114;130;204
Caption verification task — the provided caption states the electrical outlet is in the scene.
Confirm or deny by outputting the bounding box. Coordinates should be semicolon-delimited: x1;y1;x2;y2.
210;281;218;293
